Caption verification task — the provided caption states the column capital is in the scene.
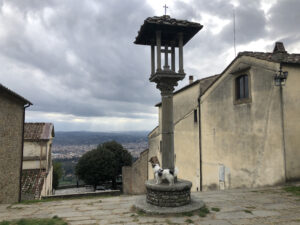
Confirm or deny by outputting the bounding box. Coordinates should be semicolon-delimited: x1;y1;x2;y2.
157;81;177;93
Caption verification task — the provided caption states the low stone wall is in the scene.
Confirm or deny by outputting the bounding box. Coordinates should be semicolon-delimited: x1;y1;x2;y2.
42;190;120;199
122;149;148;194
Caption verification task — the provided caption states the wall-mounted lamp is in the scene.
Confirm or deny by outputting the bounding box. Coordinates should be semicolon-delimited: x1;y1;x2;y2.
274;67;288;86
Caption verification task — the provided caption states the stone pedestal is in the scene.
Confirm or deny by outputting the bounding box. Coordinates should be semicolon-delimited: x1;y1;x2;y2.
146;179;192;207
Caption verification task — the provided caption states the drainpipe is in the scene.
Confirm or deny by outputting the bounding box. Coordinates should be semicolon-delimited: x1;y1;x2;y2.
198;90;203;191
19;103;31;202
279;64;287;182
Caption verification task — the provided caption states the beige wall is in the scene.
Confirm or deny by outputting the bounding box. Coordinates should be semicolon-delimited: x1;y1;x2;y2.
0;94;24;204
282;65;300;181
148;57;300;192
200;57;286;190
122;150;148;194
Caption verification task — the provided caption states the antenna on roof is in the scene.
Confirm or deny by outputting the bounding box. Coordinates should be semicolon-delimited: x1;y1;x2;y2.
233;8;236;57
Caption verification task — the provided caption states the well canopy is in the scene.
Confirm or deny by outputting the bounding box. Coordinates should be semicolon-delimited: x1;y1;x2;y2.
134;15;203;47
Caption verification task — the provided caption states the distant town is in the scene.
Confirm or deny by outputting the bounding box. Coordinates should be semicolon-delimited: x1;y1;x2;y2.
52;141;148;159
52;131;149;159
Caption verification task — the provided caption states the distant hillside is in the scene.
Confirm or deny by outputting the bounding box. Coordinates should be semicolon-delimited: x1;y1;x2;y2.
52;131;149;146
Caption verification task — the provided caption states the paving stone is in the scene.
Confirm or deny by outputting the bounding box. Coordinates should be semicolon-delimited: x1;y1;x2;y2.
195;220;232;225
168;217;187;224
117;223;139;225
111;208;130;214
109;216;137;223
54;211;86;218
68;220;98;225
216;205;245;212
230;218;268;225
262;202;297;210
137;217;166;223
65;216;92;221
76;206;100;211
251;210;280;217
215;211;254;219
92;214;121;220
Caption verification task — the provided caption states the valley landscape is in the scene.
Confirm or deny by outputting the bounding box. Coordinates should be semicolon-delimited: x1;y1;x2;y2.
52;131;149;186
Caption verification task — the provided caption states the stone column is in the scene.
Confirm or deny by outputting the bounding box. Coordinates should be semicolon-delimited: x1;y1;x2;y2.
159;84;175;171
164;45;169;70
171;46;175;72
151;45;155;75
156;31;162;72
178;32;184;74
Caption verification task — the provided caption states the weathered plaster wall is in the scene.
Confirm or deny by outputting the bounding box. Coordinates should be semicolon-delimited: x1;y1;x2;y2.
282;65;300;181
23;140;53;171
23;142;46;158
173;83;201;191
174;112;200;191
0;94;24;204
122;150;148;194
200;57;286;190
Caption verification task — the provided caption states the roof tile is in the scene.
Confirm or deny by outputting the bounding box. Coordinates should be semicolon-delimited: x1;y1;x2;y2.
24;123;54;140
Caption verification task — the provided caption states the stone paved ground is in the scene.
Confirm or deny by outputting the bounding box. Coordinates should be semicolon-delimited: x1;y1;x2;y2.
1;185;300;225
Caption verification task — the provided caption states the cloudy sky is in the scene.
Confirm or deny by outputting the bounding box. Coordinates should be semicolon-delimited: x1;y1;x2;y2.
1;0;299;131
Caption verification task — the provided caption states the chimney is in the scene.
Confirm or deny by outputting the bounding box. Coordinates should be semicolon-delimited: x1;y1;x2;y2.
273;42;287;54
189;75;194;84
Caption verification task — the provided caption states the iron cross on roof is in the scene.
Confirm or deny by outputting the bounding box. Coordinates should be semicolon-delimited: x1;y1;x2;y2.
163;4;168;15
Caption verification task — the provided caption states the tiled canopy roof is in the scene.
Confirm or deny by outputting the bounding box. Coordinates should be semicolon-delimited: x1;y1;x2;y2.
24;123;55;141
134;15;203;46
238;42;300;65
0;83;32;105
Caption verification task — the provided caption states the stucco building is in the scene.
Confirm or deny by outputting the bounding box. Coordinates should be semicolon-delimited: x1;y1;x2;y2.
0;84;31;204
148;42;300;192
21;123;55;200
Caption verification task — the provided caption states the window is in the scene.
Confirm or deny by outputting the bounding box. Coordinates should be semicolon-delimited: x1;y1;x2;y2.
194;109;197;123
236;74;249;100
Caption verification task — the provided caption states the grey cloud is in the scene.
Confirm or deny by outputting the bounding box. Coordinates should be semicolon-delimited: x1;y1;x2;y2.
0;0;160;120
268;0;300;44
1;0;300;131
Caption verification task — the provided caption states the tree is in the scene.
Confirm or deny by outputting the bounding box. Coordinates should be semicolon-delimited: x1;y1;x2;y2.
75;147;115;191
100;141;132;188
52;162;63;189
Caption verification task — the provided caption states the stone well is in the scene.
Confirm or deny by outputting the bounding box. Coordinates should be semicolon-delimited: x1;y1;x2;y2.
145;179;192;207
